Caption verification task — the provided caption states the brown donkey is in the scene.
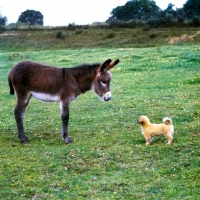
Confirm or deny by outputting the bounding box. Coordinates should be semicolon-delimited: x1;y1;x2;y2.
8;59;119;144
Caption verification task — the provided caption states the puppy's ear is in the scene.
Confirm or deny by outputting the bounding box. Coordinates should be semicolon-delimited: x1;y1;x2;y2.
139;121;144;125
137;119;143;125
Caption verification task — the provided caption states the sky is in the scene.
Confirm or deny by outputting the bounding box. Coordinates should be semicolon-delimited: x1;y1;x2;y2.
0;0;187;26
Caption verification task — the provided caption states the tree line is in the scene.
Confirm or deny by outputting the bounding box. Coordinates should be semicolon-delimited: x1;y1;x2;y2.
107;0;200;27
1;0;200;27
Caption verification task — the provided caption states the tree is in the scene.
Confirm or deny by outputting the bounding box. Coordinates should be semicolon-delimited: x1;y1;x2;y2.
18;10;43;26
166;3;175;12
0;14;7;26
183;0;200;20
107;0;161;22
107;0;200;27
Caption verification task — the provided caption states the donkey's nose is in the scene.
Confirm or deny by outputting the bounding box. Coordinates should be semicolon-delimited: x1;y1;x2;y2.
104;96;111;101
103;92;111;101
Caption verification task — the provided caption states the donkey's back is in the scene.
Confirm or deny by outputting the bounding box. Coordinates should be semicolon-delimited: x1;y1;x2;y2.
8;61;66;98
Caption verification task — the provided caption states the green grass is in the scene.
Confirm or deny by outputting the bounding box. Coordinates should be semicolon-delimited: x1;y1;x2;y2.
0;45;200;199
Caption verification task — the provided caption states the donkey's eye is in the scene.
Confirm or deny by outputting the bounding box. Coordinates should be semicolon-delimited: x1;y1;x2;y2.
101;81;107;86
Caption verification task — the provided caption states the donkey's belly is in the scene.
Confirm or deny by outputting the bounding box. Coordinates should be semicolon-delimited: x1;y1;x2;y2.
31;91;60;102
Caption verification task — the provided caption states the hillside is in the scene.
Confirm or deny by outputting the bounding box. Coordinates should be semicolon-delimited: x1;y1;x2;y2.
0;27;200;51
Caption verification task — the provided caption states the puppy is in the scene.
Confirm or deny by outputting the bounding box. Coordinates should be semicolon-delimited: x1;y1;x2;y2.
137;116;174;145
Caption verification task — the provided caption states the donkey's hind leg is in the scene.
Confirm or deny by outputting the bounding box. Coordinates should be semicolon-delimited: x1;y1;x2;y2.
14;96;31;143
60;100;71;144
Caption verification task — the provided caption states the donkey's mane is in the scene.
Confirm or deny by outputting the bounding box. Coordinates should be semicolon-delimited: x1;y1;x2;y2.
72;63;100;70
67;63;101;77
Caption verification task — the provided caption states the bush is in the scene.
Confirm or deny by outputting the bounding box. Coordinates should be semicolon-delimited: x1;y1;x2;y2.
126;20;138;28
165;14;175;26
106;33;115;38
177;15;184;25
68;23;76;30
149;33;157;39
56;31;65;39
142;26;151;31
191;16;200;27
147;18;160;28
0;26;6;34
75;30;83;34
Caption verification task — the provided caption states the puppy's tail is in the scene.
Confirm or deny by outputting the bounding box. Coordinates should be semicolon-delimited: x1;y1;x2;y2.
163;117;173;125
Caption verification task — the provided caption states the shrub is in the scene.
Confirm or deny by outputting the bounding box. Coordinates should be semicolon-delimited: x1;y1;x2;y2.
75;30;83;34
149;33;157;39
126;20;137;28
56;31;65;39
147;18;159;28
0;26;6;34
165;14;175;26
106;33;115;38
142;26;151;31
68;23;76;30
177;15;184;25
191;16;200;27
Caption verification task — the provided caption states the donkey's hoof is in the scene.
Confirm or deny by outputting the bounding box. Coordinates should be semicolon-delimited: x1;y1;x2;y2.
19;137;29;144
21;140;29;144
64;137;72;144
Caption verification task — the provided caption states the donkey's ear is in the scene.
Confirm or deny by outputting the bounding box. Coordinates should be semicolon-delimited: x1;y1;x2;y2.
100;59;112;72
107;59;120;71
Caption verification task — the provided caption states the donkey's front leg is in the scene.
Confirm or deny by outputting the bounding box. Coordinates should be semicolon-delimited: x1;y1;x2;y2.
60;101;71;144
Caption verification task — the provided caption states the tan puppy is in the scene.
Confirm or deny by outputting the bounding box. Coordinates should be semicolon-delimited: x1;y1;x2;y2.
137;116;174;145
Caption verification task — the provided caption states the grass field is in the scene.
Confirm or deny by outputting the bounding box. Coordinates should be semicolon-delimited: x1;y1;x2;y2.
0;44;200;199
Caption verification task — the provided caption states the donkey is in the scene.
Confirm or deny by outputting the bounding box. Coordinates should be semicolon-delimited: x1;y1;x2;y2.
8;59;119;144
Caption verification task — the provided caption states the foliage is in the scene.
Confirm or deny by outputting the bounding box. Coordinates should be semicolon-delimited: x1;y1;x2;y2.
0;14;7;26
183;0;200;20
191;16;200;26
68;23;76;30
107;0;200;27
0;45;200;199
18;10;43;26
108;0;160;21
56;31;65;39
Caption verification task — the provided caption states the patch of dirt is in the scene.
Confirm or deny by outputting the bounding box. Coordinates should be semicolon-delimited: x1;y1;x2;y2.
0;32;19;36
165;31;200;44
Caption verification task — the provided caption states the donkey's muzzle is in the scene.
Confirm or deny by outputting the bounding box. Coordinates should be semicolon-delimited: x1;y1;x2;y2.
103;92;111;101
104;96;111;101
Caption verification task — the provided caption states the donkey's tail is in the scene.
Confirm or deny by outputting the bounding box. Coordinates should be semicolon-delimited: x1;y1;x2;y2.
8;76;15;95
162;117;173;125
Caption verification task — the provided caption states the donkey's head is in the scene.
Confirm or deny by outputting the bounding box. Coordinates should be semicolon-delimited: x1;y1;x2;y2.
93;59;119;101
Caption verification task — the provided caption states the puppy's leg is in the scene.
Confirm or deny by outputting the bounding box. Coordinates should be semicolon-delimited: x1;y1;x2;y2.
165;134;173;144
145;136;151;145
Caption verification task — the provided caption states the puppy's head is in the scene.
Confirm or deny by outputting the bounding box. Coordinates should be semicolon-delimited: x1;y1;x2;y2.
137;116;150;126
